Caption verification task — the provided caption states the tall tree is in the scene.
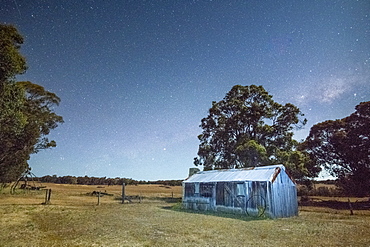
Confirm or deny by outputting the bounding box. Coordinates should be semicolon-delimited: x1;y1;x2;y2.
0;24;63;185
303;101;370;196
0;24;27;82
0;24;28;185
194;85;316;179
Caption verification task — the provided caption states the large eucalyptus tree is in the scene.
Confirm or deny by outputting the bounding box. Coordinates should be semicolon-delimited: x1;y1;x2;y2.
194;85;316;179
0;24;63;185
304;101;370;196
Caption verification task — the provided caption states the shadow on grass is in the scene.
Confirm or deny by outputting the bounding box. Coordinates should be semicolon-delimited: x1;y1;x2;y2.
155;197;182;203
299;198;370;210
162;202;269;222
113;196;182;204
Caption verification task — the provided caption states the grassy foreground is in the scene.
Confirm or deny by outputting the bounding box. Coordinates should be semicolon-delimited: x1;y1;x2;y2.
0;184;369;246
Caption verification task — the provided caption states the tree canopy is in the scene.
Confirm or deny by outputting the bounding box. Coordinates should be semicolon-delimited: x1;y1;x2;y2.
0;24;27;82
303;101;370;196
194;85;317;179
0;24;63;185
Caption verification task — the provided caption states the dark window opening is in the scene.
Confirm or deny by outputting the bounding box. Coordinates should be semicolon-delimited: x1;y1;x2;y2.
216;182;225;205
200;183;214;197
184;183;195;197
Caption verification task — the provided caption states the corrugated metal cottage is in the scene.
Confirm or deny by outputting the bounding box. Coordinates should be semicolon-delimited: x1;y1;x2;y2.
182;165;298;218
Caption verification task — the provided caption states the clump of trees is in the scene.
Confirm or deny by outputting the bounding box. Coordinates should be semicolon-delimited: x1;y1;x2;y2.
194;85;320;180
303;101;370;197
0;24;63;187
194;85;369;197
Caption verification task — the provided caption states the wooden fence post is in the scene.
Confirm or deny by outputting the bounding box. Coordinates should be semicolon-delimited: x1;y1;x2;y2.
121;183;125;204
97;191;101;205
44;189;48;204
48;189;51;203
348;198;354;215
43;189;51;204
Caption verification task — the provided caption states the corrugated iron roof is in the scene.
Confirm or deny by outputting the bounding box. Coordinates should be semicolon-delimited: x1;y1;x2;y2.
183;164;285;183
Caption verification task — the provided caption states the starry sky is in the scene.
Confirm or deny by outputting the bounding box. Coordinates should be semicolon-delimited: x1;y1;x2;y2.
1;0;369;180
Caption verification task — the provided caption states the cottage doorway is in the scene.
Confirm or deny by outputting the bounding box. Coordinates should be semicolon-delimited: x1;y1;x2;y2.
246;181;267;217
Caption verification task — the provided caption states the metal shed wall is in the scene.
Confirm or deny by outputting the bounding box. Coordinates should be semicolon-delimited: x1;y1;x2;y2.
182;165;298;218
269;169;298;218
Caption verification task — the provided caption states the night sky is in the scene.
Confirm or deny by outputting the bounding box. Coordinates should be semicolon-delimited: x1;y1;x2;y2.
1;0;369;180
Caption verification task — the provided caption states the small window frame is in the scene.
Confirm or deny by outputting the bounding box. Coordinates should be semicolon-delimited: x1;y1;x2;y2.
236;183;245;197
194;183;200;194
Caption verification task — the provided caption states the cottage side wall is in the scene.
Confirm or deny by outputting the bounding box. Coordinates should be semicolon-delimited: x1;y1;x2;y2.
270;171;298;218
183;181;276;217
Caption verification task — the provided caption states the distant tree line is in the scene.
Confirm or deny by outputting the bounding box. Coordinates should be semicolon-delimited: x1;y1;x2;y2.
35;175;183;186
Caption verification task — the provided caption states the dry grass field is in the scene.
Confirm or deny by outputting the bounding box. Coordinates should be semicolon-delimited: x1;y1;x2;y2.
0;183;369;247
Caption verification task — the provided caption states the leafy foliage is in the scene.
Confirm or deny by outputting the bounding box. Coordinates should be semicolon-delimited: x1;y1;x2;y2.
303;101;370;196
0;24;63;184
0;24;27;82
16;81;63;153
194;85;315;179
